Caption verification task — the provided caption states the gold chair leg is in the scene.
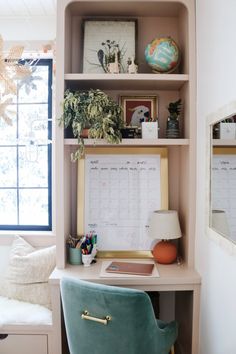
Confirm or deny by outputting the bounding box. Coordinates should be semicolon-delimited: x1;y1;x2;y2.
170;345;175;354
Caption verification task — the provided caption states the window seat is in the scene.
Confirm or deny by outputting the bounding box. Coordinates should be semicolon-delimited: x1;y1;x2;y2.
0;240;54;354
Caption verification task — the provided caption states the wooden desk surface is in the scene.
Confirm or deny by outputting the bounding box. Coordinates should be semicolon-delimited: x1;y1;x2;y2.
50;259;201;291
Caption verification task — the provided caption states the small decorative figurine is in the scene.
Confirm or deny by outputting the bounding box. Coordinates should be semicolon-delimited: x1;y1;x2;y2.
107;48;120;74
127;57;138;74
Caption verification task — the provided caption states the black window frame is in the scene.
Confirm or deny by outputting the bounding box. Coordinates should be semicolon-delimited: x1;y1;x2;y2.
0;59;53;231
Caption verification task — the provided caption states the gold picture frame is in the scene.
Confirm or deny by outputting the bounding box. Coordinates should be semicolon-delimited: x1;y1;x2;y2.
120;95;158;127
77;146;168;258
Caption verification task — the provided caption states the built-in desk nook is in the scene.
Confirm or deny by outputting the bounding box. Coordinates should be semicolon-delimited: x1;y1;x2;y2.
50;260;201;354
55;0;199;353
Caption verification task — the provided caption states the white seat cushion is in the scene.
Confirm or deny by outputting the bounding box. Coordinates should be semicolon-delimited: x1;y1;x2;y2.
0;296;52;327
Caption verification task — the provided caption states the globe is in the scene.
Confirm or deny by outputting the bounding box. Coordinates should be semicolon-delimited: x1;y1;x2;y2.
145;37;180;73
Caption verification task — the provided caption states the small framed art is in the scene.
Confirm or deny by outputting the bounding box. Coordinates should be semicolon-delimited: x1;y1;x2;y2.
82;19;137;73
120;95;158;127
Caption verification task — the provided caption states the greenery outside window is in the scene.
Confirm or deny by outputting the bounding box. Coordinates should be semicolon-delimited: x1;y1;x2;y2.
0;59;52;231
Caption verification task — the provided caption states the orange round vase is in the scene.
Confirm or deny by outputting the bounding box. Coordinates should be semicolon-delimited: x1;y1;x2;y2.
152;241;177;264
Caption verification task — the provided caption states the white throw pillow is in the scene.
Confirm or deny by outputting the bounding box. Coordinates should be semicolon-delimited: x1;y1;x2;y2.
7;242;56;284
0;236;56;309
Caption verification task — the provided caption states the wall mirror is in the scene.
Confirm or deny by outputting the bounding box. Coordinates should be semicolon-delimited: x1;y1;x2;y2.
207;102;236;244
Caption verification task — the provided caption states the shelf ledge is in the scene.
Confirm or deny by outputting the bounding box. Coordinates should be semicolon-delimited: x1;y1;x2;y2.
64;138;189;146
64;73;189;90
213;139;236;146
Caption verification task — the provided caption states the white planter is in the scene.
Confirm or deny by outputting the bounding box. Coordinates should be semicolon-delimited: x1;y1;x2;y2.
220;123;236;139
141;122;158;139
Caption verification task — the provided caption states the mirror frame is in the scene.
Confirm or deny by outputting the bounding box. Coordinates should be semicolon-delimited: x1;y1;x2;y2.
206;100;236;252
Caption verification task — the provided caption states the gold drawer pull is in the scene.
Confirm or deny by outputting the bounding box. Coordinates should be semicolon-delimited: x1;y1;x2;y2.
81;310;111;325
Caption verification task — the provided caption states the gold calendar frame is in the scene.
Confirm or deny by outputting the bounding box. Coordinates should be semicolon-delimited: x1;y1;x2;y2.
77;146;168;258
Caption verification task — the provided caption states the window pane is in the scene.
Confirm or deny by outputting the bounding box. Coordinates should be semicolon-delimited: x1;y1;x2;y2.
18;145;48;187
19;189;48;225
0;147;17;187
0;106;17;145
18;65;49;103
18;104;48;141
0;190;17;224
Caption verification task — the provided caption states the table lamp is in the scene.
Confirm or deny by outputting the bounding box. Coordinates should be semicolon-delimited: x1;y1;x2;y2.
149;210;182;264
211;210;230;237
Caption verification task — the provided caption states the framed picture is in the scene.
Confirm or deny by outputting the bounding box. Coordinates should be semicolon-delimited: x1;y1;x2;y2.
82;19;137;73
120;95;158;127
77;147;168;258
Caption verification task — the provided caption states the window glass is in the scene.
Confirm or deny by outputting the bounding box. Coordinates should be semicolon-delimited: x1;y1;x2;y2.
0;59;52;231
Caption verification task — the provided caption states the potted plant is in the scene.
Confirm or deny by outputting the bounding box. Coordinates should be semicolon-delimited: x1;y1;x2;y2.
60;89;123;160
166;99;182;138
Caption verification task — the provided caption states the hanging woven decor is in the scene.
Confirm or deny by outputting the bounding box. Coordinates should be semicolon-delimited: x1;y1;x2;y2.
0;34;32;125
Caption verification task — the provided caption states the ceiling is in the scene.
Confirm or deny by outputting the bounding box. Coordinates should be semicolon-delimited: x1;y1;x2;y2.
0;0;56;18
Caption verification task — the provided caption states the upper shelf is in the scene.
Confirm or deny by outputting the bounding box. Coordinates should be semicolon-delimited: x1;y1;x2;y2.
64;73;189;90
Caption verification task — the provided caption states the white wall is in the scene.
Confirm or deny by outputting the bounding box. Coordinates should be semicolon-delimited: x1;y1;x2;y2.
196;0;236;353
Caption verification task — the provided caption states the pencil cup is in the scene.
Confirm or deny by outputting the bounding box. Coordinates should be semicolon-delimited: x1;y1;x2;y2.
68;247;82;265
82;254;93;267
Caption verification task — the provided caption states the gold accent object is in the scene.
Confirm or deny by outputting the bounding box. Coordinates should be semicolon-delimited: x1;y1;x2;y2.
97;250;153;259
81;310;112;325
213;147;236;155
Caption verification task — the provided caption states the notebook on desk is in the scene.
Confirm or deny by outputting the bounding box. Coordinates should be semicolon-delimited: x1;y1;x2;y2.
105;261;154;276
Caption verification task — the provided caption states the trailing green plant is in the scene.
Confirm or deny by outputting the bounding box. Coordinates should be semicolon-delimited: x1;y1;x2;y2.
60;89;123;161
167;99;182;120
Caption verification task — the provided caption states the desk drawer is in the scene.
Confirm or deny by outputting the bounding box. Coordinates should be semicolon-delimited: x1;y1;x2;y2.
0;334;48;354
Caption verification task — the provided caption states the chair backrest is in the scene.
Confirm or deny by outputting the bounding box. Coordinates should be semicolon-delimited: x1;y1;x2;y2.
61;277;160;354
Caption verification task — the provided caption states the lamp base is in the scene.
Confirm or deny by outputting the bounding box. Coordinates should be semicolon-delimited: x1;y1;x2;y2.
152;240;177;264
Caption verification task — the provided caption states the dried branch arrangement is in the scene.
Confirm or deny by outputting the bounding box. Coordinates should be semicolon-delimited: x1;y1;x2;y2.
0;35;33;125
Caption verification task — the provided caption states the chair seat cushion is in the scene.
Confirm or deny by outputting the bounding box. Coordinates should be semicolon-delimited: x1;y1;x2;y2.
0;296;52;327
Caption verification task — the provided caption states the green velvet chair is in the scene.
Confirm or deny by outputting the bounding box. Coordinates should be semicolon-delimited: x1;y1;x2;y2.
61;277;178;354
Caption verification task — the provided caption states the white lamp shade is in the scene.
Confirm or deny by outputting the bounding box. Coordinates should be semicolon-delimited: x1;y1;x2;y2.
211;210;230;237
149;210;182;240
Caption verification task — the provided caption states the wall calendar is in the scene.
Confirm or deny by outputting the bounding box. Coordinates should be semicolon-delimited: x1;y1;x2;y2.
77;147;168;255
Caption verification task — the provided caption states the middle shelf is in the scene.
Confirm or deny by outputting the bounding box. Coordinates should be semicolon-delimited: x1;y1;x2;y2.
64;138;190;146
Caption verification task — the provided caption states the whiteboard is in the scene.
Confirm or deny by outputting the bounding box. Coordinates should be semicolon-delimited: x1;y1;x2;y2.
212;154;236;241
83;154;163;251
